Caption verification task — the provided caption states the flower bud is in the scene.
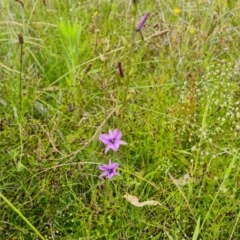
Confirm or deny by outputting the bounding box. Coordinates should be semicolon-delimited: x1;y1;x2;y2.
18;33;24;45
135;12;150;32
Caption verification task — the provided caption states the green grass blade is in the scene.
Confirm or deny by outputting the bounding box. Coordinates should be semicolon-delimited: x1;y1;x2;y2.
192;216;201;240
200;154;237;232
0;192;45;240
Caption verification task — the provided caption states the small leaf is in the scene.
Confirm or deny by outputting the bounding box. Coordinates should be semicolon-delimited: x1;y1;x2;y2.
124;194;161;207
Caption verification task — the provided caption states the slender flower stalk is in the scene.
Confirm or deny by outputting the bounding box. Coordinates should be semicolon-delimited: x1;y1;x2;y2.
98;159;120;180
18;33;24;111
99;129;127;154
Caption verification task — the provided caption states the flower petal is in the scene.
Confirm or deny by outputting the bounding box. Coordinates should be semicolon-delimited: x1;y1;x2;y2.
98;164;109;171
108;129;114;139
109;163;120;169
99;134;111;144
113;129;122;140
104;144;112;154
112;141;120;151
107;171;119;179
118;140;127;145
99;171;109;178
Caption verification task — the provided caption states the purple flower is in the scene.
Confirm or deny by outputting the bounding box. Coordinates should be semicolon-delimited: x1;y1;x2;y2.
118;62;124;77
135;12;150;32
98;159;120;180
99;129;127;154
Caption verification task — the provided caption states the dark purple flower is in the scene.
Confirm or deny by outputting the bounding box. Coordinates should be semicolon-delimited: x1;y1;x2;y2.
98;159;120;180
135;12;150;32
118;62;124;77
99;129;127;154
18;33;24;45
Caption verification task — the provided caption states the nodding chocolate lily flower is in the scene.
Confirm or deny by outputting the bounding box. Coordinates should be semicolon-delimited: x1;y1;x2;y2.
135;12;150;32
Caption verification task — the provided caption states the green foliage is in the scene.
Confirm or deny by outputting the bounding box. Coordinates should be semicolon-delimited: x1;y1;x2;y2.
0;0;240;239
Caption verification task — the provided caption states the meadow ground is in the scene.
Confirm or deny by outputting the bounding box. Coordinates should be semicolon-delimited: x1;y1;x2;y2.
0;0;240;239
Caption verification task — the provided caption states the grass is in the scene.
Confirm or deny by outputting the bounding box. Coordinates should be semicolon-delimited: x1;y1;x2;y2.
0;0;240;239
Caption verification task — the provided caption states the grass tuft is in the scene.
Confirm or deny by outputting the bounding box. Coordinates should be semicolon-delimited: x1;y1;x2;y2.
1;0;240;239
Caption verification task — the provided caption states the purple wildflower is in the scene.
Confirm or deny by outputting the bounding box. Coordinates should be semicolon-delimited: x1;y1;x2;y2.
99;129;127;154
98;159;120;180
135;12;150;32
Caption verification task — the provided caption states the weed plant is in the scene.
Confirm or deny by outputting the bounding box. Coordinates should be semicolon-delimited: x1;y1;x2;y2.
0;0;240;239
